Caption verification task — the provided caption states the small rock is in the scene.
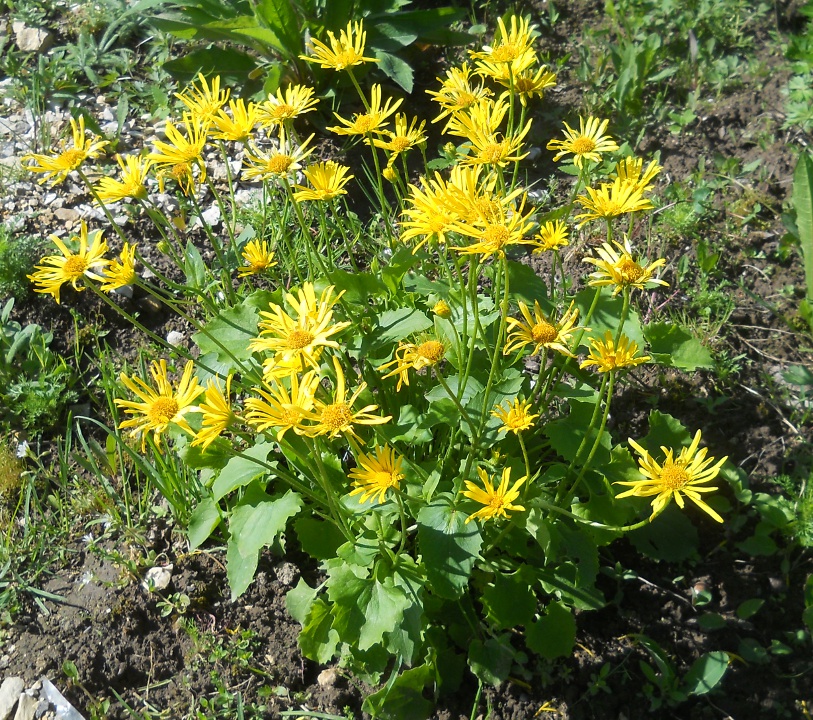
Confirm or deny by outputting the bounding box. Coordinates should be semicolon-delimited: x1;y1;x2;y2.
0;677;24;720
39;679;83;720
53;208;80;223
165;331;185;346
142;564;174;592
317;668;337;688
197;204;221;228
274;562;299;587
12;22;53;53
13;693;37;720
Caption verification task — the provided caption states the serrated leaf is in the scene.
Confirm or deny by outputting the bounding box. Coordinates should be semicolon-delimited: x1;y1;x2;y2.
482;570;536;628
468;635;514;686
294;517;344;560
362;664;434;720
526;601;577;659
299;597;340;663
358;577;411;651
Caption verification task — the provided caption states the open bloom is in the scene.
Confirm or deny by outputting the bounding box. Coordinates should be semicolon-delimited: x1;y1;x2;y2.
378;339;446;391
191;374;237;451
584;237;668;295
28;223;109;303
492;398;539;434
348;445;405;504
24;116;109;185
469;15;536;65
575;178;654;227
176;73;229;124
369;113;426;167
616;430;728;523
115;360;203;451
580;331;650;372
300;20;377;71
238;239;277;277
293;161;353;202
532;220;569;253
611;156;662;192
245;371;320;442
426;63;492;128
210;98;259;142
504;300;580;357
450;196;535;258
149;115;208;194
547;116;619;169
94;154;151;203
259;84;319;128
462;466;526;524
100;242;137;292
399;173;460;251
328;84;402;136
242;132;315;182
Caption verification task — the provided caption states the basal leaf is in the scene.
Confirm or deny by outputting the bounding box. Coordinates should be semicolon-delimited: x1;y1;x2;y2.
192;302;259;363
526;601;577;659
211;441;274;501
644;322;714;370
187;496;221;549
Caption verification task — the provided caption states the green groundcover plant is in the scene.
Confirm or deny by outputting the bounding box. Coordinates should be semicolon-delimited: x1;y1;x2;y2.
22;14;741;713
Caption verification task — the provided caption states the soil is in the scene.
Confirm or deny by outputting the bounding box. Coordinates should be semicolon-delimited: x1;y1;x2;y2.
2;1;813;718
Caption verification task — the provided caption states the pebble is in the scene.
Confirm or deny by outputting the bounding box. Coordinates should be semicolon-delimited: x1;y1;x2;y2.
0;678;23;720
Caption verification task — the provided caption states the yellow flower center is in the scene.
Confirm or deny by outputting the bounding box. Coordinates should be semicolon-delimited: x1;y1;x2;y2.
60;148;86;169
271;104;295;119
267;155;294;174
531;321;557;344
148;397;179;425
491;44;521;62
474;197;500;221
617;258;645;282
515;77;535;93
488;493;507;511
481;142;506;164
279;407;302;426
286;329;315;350
372;470;398;489
600;201;622;217
63;255;88;279
417;340;445;364
321;403;353;430
453;91;477;109
353;115;376;133
483;224;510;248
171;163;190;180
389;137;412;153
333;49;359;68
428;214;450;233
571;136;597;154
660;460;690;491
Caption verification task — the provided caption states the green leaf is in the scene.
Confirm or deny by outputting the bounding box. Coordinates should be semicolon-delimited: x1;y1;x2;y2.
468;635;514;686
507;260;547;305
183;240;207;289
187;496;221;549
696;613;727;631
544;401;612;465
482;569;536;629
644;322;714;370
294;517;344;560
736;598;765;620
299;597;340;663
367;308;432;350
254;0;300;55
629;505;699;562
285;577;317;624
211;441;274;501
163;47;261;88
362;664;434;720
526;601;577;660
358;576;411;651
576;287;645;349
374;50;414;93
417;493;481;599
792;152;813;303
192;302;259;364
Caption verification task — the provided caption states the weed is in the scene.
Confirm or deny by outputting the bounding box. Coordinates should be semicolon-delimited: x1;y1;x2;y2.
0;226;44;301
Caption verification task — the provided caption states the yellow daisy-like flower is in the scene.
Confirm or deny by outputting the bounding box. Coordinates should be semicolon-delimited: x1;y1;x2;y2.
426;63;492;128
285;282;345;326
305;357;391;441
504;300;580;357
532;220;569;253
475;46;538;83
23;116;109;185
445;165;523;224
462;466;526;524
258;84;319;128
580;331;650;373
28;223;109;303
470;15;536;64
611;156;662;193
616;430;728;523
149;115;208;194
492;398;539;434
378;339;446;391
450;196;535;258
115;360;203;452
399;172;460;251
242;131;315;182
299;20;378;71
292;161;353;202
238;239;277;277
446;96;509;140
210;98;259;142
574;178;654;227
244;371;320;442
583;237;668;296
348;445;405;504
94;154;152;203
546;116;619;169
262;348;323;384
503;65;557;106
369;113;426;166
100;242;137;292
176;73;229;124
191;374;237;451
328;84;403;137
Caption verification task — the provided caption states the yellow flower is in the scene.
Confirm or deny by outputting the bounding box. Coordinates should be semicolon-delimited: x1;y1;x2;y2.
94;154;151;203
210;98;259;142
23;116;109;185
616;430;728;523
432;299;452;318
378;339;446;391
447;100;532;166
446;96;509;139
262;348;323;384
285;283;345;326
258;84;319;127
238;239;277;277
293;161;353;202
369;113;426;166
580;331;650;372
574;178;654;227
100;242;137;292
426;63;492;128
191;374;237;451
245;371;320;442
450;196;535;258
492;398;539;434
546;116;619;169
382;166;398;183
504;300;580;357
462;466;526;524
300;20;378;71
399;173;460;251
305;357;391;441
611;156;662;193
584;237;668;295
470;15;536;64
503;65;557;106
148;115;208;194
532;220;569;253
28;223;109;303
328;84;403;136
115;360;203;452
475;46;538;82
445;165;523;224
348;445;405;504
242;132;315;181
176;73;229;124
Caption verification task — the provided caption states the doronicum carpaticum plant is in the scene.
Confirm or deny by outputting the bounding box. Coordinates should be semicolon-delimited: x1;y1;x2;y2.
22;14;739;714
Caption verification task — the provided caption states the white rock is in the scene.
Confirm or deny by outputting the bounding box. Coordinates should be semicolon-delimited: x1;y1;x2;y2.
141;564;173;592
198;204;221;227
12;692;36;720
317;668;337;688
165;331;184;347
0;677;24;720
12;22;52;52
39;678;83;720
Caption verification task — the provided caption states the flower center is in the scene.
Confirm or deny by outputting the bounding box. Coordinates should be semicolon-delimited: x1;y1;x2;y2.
601;201;622;217
171;163;190;181
272;103;295;119
571;137;597;155
531;321;557;344
417;341;445;364
618;258;645;282
483;224;510;248
481;142;506;164
286;329;315;350
60;148;86;169
321;403;353;430
63;255;88;279
279;407;303;426
334;49;359;68
267;155;293;174
390;137;412;153
372;470;397;489
353;115;376;133
488;494;507;510
453;91;477;109
428;213;450;233
515;77;535;93
148;397;179;425
660;460;690;491
491;44;521;62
